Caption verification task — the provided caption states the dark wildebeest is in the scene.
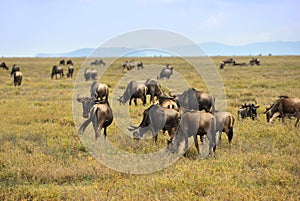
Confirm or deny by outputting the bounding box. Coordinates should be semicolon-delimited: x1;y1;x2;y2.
59;59;65;65
167;110;216;159
249;58;260;66
157;65;174;79
66;59;73;66
223;58;235;65
76;95;95;118
265;96;300;127
129;105;180;142
143;79;164;104
13;71;23;86
90;81;109;102
0;62;8;70
84;68;97;81
237;102;260;120
11;64;20;76
233;61;248;66
91;59;105;66
137;61;144;70
67;65;74;78
219;62;225;69
121;60;135;71
212;111;235;144
176;88;215;112
118;80;147;106
51;65;64;79
78;99;113;140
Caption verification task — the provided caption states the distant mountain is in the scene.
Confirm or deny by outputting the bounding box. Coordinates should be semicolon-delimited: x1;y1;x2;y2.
35;41;300;57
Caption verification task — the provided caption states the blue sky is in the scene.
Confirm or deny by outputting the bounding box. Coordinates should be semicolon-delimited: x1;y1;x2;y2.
1;0;299;57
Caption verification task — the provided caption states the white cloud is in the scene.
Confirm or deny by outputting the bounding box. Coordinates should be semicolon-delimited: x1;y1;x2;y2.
197;13;226;31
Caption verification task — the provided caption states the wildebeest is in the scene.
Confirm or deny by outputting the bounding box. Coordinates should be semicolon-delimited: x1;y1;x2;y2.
11;64;20;76
157;65;174;79
78;99;113;140
265;96;300;127
212;111;235;144
144;79;164;104
13;71;23;87
118;80;147;106
223;58;235;65
157;96;180;112
167;110;216;159
237;102;260;120
67;65;74;78
84;68;97;81
129;105;180;142
176;88;215;112
51;65;64;79
219;62;225;69
76;95;95;118
91;59;105;66
59;59;65;65
233;61;248;66
249;58;260;66
66;59;73;66
121;60;135;71
90;81;109;102
137;61;144;70
0;62;8;70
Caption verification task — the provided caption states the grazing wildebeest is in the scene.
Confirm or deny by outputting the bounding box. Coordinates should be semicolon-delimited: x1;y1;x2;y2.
167;110;216;159
249;58;260;66
78;100;113;140
66;59;73;66
176;88;215;112
59;59;65;65
67;65;74;78
121;60;135;71
76;95;95;118
0;62;8;70
157;96;180;112
233;61;248;66
212;111;235;144
157;65;174;79
51;65;64;79
129;105;180;142
118;80;147;106
223;58;235;65
137;61;144;69
265;96;300;127
11;64;20;76
90;81;109;102
84;68;97;81
13;71;23;87
91;59;105;66
237;102;260;120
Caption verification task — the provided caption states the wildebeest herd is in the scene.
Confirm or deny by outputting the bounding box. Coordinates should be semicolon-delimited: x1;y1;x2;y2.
0;62;23;86
219;57;260;69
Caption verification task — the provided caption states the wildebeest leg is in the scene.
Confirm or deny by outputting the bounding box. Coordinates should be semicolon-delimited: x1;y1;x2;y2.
92;118;101;140
142;96;146;106
134;98;138;106
194;135;200;156
129;98;132;106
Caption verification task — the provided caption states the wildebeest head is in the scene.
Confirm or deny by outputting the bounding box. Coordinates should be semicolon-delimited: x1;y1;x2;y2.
76;94;94;118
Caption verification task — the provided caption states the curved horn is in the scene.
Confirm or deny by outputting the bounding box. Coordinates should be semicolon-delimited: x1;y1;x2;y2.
76;94;82;102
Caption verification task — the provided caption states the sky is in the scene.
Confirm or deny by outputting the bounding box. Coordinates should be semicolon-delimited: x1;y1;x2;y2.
1;0;299;57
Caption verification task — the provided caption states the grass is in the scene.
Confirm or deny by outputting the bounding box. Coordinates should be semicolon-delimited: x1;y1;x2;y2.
0;56;299;200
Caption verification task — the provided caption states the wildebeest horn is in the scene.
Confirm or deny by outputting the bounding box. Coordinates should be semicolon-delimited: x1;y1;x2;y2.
76;94;82;102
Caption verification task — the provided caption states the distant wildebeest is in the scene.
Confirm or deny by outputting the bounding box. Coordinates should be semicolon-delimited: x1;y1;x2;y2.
11;64;20;76
265;96;300;127
157;65;174;79
0;62;8;70
118;80;147;106
237;102;260;120
233;61;248;66
219;62;225;69
91;59;105;66
67;65;74;78
90;81;109;102
175;88;215;112
66;59;73;66
249;58;260;66
13;71;23;87
223;58;235;65
129;104;180;142
76;95;95;118
137;61;144;70
212;111;235;144
121;60;135;71
51;65;64;79
167;110;216;159
78;99;113;140
84;68;97;81
59;59;65;65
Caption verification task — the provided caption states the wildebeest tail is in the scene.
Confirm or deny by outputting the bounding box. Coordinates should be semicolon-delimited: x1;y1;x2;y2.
228;115;234;143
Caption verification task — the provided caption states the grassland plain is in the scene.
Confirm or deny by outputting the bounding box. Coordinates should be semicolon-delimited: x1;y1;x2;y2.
0;56;299;200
